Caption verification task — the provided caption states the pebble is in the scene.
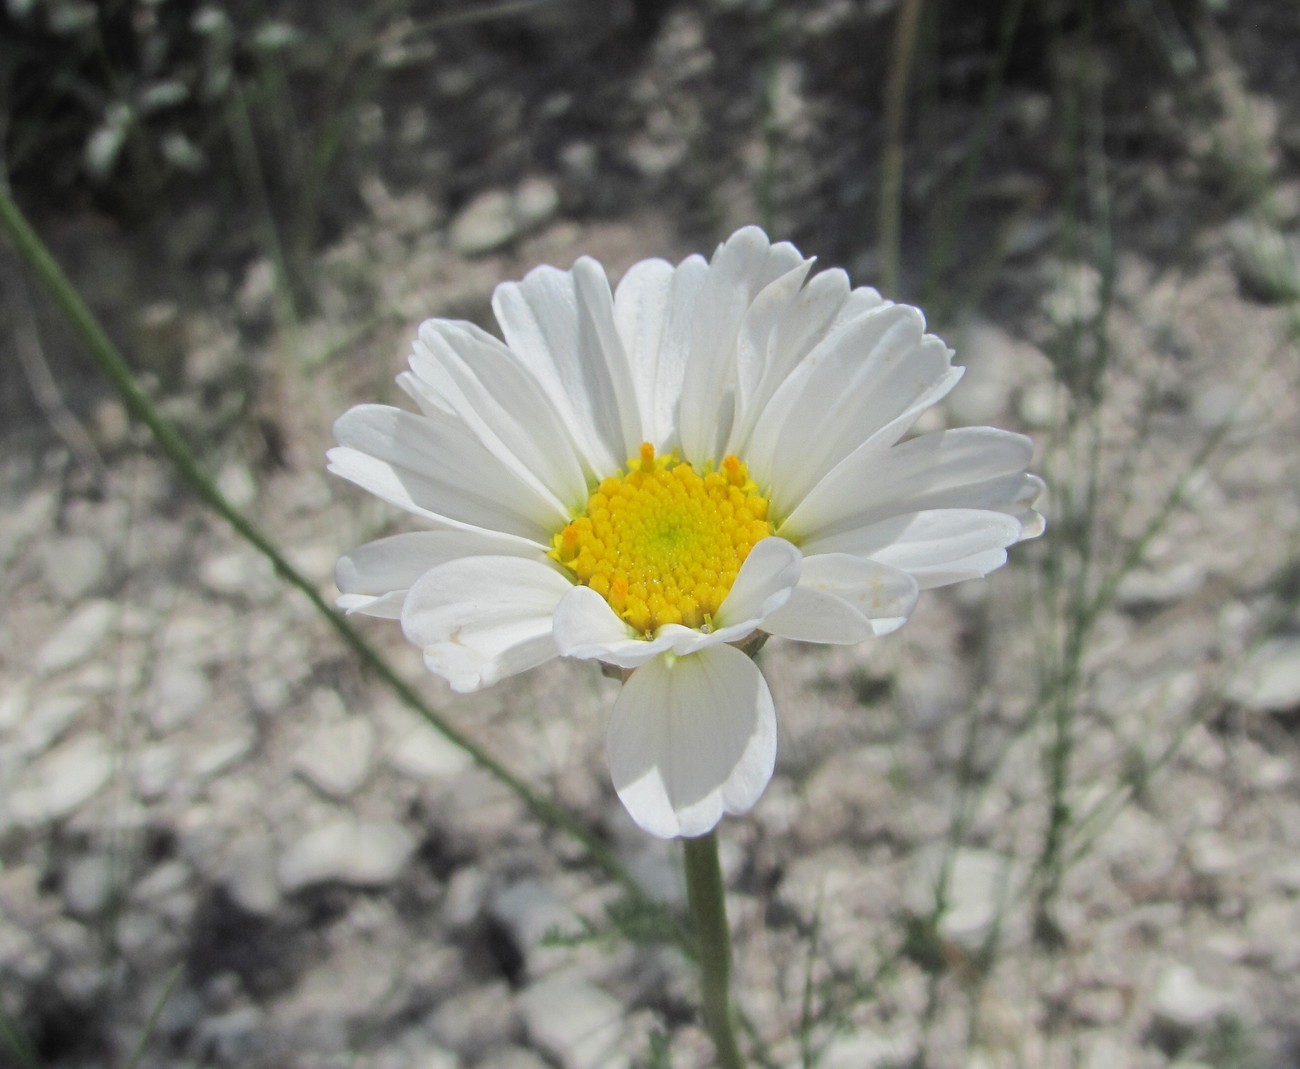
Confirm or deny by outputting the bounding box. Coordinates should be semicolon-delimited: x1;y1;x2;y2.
1225;637;1300;712
820;1029;917;1069
62;855;116;918
449;178;560;257
277;818;416;892
9;732;115;826
386;723;473;782
39;535;110;601
18;691;91;754
428;980;518;1057
134;743;181;800
518;972;630;1069
293;717;376;799
1151;963;1231;1033
222;836;282;916
490;879;585;977
1227;220;1300;302
147;664;213;731
904;847;1019;949
35;600;117;675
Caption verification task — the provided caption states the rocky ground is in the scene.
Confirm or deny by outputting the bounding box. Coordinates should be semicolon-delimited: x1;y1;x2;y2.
2;2;1300;1068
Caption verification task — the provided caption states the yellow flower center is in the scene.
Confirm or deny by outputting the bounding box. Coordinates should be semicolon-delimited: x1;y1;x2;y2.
551;443;774;636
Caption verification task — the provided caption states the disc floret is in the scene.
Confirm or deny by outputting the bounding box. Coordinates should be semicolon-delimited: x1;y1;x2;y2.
551;443;773;636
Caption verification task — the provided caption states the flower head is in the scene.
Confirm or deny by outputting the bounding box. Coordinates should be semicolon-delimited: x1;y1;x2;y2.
329;227;1043;839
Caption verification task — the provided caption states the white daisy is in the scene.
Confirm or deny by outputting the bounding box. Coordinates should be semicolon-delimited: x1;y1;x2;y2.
329;226;1044;839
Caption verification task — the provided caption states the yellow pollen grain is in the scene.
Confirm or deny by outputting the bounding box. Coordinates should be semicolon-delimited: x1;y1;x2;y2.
550;443;774;636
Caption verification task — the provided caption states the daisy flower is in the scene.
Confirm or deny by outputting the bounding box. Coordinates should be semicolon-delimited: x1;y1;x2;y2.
329;227;1043;839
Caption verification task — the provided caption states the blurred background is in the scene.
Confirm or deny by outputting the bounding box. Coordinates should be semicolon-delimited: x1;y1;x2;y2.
2;1;1299;1067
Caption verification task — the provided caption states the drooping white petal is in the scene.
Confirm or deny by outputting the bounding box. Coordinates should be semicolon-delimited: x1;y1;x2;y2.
762;554;920;643
402;319;590;512
553;537;801;666
678;227;810;465
613;253;711;450
491;258;641;477
330;405;560;545
713;536;802;631
747;304;962;514
335;529;536;618
552;585;682;669
607;645;777;839
808;509;1028;589
401;556;573;692
780;427;1035;545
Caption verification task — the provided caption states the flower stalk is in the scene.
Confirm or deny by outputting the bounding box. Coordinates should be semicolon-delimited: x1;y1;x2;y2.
683;829;745;1069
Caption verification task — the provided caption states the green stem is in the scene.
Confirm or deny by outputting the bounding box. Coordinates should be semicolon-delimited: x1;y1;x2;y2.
683;830;745;1069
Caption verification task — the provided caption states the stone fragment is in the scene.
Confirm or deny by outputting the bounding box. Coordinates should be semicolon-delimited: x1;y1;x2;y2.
387;724;473;782
449;178;560;257
36;600;116;675
490;879;584;976
39;535;110;601
1225;637;1300;712
10;732;114;825
428;980;518;1057
820;1029;917;1069
135;744;181;800
1151;963;1231;1033
221;837;282;916
293;717;376;799
1228;220;1300;302
904;847;1019;949
147;664;213;731
518;972;629;1069
278;818;416;891
62;855;115;917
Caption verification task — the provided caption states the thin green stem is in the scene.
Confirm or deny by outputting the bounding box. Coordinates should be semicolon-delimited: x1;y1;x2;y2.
0;185;673;937
683;830;745;1069
878;0;924;296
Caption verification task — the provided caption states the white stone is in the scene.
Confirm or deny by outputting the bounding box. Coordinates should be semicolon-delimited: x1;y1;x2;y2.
820;1029;917;1069
147;664;213;730
62;854;115;917
386;723;472;782
450;190;517;256
519;972;629;1069
278;818;416;891
9;732;114;825
1225;637;1300;712
904;847;1018;949
513;176;560;231
490;879;584;965
293;717;376;798
135;744;181;800
199;549;274;598
39;535;109;601
35;600;116;675
18;691;90;753
1151;963;1230;1032
222;837;281;915
191;729;255;779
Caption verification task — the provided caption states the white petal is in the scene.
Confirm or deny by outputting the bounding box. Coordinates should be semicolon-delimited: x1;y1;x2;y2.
330;405;560;544
401;557;572;692
748;304;961;514
403;319;590;511
679;227;810;465
335;529;535;618
728;266;850;454
607;645;777;839
826;509;1028;589
552;585;681;669
762;554;920;643
613;254;711;449
491;258;641;476
780;427;1034;545
713;536;802;631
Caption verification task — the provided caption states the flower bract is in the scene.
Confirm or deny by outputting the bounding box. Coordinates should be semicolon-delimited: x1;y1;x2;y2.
329;226;1044;839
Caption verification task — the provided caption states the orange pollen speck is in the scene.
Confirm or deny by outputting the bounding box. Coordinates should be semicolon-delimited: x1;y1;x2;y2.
549;443;774;636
